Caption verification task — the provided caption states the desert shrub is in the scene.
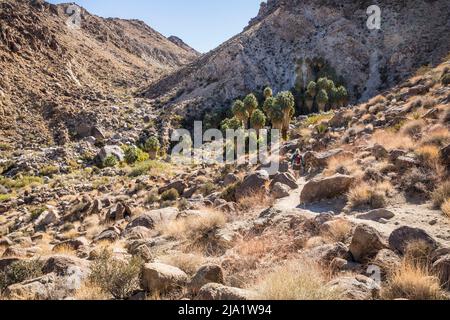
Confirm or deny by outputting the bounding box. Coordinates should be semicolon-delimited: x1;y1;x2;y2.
199;182;216;196
0;194;12;203
102;155;117;168
124;146;148;165
404;240;434;269
0;259;44;293
321;219;353;243
432;182;450;208
371;130;415;151
89;249;143;300
420;127;449;147
400;168;437;197
128;160;172;178
0;176;44;189
441;73;450;86
145;191;160;205
30;206;46;221
39;165;59;177
160;188;179;202
415;145;441;168
347;182;388;210
304;112;334;126
221;182;240;202
143;137;160;158
255;260;341;300
382;261;445;300
401;120;425;139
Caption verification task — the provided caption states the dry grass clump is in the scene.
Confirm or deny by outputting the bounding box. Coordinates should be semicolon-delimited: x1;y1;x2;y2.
237;190;275;212
322;219;353;243
347;182;392;210
421;127;450;147
371;130;415;151
158;209;227;241
401;120;425;139
74;282;111;300
52;244;77;255
382;261;446;300
415;145;441;170
432;182;450;209
441;199;450;218
367;95;386;107
158;253;206;276
324;154;363;178
404;240;434;269
255;260;341;300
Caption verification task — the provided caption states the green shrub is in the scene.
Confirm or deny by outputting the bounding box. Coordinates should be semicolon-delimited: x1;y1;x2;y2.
124;146;149;165
161;188;179;202
440;73;450;86
89;249;143;300
102;155;118;168
143;137;160;159
145;191;160;205
30;207;46;221
39;165;59;177
0;259;44;293
128;160;172;178
199;182;216;196
0;194;12;203
0;176;44;189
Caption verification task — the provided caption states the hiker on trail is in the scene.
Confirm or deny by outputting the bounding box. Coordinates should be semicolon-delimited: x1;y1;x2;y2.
291;149;304;178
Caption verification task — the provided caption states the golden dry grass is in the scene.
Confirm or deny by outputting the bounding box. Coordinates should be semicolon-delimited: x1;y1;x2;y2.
157;209;227;241
401;120;425;138
382;262;446;300
421;126;450;147
371;130;415;151
324;154;363;178
347;182;392;210
432;182;450;209
321;219;353;243
52;244;77;255
74;282;111;300
158;253;206;276
255;260;342;300
441;199;450;218
237;190;275;213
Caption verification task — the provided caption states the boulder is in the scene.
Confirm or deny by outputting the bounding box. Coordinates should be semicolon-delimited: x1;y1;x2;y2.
223;173;239;186
271;182;291;199
5;274;57;300
93;229;120;243
349;224;387;263
388;226;439;255
235;171;269;201
300;174;355;203
141;263;188;293
188;264;225;294
305;242;351;264
34;209;60;229
42;255;90;277
303;149;344;170
159;180;188;195
195;283;256;300
432;254;450;290
98;145;124;162
356;209;395;222
270;172;298;189
327;275;381;300
371;144;389;160
52;238;88;252
106;202;133;221
126;207;179;230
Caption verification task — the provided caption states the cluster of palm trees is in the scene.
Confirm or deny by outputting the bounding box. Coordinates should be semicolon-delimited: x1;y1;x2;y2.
221;88;295;140
305;77;348;113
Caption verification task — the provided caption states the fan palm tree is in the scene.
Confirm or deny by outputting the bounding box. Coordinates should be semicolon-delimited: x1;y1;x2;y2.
232;100;249;128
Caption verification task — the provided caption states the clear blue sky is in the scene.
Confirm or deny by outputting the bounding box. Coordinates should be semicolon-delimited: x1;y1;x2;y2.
47;0;263;53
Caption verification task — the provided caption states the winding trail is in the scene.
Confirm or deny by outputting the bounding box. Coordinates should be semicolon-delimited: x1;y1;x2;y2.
272;177;450;247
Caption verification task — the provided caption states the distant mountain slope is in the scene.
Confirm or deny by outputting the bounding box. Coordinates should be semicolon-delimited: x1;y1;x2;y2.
142;0;450;122
0;0;199;145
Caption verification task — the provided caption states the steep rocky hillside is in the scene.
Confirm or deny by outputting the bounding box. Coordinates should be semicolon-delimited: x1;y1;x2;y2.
0;50;448;301
142;0;450;123
0;0;199;146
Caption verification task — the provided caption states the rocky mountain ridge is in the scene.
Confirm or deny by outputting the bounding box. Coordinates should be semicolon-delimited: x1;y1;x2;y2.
142;0;450;125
